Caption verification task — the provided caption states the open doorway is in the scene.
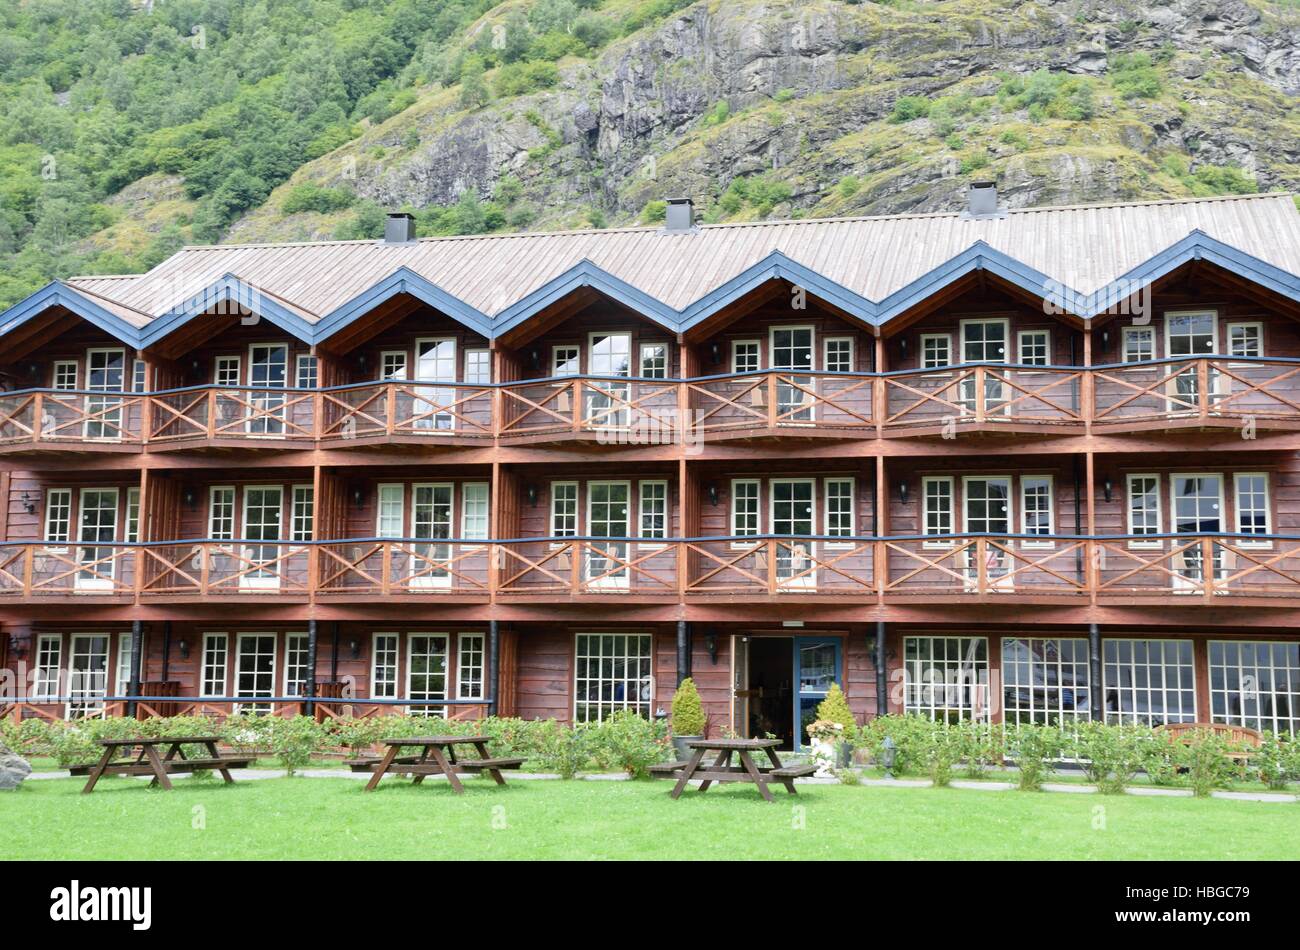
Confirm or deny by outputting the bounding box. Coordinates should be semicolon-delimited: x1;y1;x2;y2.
732;635;842;751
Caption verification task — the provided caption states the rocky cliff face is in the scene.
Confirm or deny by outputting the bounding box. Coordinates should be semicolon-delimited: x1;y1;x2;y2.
223;0;1300;242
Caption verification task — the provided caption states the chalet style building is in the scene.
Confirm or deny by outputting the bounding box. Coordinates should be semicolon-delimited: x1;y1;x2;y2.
3;186;1300;749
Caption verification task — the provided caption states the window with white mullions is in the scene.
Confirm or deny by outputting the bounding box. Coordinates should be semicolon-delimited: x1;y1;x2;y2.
34;634;62;702
200;633;228;698
284;633;310;697
1103;639;1196;727
771;478;815;586
1170;474;1223;587
550;482;578;537
1233;473;1270;546
586;333;632;428
1019;476;1054;544
407;634;448;718
85;349;125;440
242;486;284;587
962;476;1011;583
639;343;668;379
1001;637;1091;727
214;356;240;388
1122;326;1155;363
1227;322;1262;359
52;360;78;390
922;476;954;543
67;634;110;718
247;344;288;435
959;319;1008;413
44;488;72;549
823;338;854;374
412;483;453;587
464;349;491;386
1210;640;1300;736
125;488;140;544
414;339;457;431
920;334;951;370
1126;474;1161;546
770;327;814;422
824;478;854;545
574;633;652;723
1017;330;1050;367
586;481;630;587
234;634;277;714
461;482;489;541
731;479;760;542
731;340;760;374
115;632;133;699
376;484;404;537
902;636;989;723
457;633;485;700
1165;311;1218;410
291;486;314;542
76;488;119;590
295;354;317;390
638;480;668;542
209;487;235;540
380;351;407;381
371;634;399;699
552;346;580;377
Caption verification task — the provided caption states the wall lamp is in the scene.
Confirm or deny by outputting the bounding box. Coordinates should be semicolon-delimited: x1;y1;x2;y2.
183;487;198;511
349;639;361;659
1100;329;1110;354
351;484;367;510
704;633;717;664
526;484;539;506
899;337;908;361
21;492;35;514
178;640;190;660
710;341;722;366
529;349;542;372
707;483;719;507
1103;477;1113;503
898;480;910;506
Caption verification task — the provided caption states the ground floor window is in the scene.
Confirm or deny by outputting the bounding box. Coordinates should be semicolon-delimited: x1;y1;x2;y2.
407;634;448;718
67;634;110;718
1001;638;1091;726
371;634;398;699
235;634;276;714
1103;639;1196;726
457;633;485;700
1210;641;1300;735
201;633;228;697
574;633;652;723
284;633;310;697
902;636;989;722
33;634;62;701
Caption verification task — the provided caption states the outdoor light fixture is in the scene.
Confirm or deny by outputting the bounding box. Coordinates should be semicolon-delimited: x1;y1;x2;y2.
881;736;898;779
27;362;39;379
20;492;34;514
183;487;197;510
526;484;539;506
898;480;910;505
529;349;541;371
351;485;366;510
349;639;360;659
1100;329;1110;353
710;341;722;365
899;337;908;361
704;633;717;664
1103;477;1113;502
357;352;368;371
13;637;29;660
178;640;190;660
707;483;719;506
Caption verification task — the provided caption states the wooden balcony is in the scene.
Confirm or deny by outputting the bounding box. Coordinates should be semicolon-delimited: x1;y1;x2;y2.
4;358;1299;453
2;534;1296;606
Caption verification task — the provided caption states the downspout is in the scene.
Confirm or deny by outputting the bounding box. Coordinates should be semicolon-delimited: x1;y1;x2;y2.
160;620;172;682
875;620;888;718
1089;622;1102;721
304;619;318;718
488;620;500;716
127;620;143;718
676;620;691;686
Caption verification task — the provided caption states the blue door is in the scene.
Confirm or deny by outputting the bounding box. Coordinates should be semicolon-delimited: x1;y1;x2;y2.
794;637;841;751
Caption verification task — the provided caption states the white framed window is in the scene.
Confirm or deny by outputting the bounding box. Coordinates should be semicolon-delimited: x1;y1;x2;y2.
234;633;277;714
922;476;954;545
132;359;148;393
465;349;491;386
903;636;989;722
1020;475;1053;545
125;487;141;544
214;356;241;387
574;632;652;723
550;482;578;537
552;345;580;377
457;633;485;700
33;634;62;702
731;340;760;374
43;488;72;548
380;351;407;381
1227;322;1262;359
291;485;314;543
295;354;317;389
284;633;310;697
1002;637;1091;727
1122;326;1155;363
639;343;668;379
824;477;855;546
638;480;668;543
371;633;399;699
824;338;854;373
114;632;133;698
1126;474;1162;547
208;487;235;540
919;334;951;369
1165;310;1217;359
1210;640;1300;736
731;479;760;539
1233;472;1271;547
1103;639;1196;726
461;482;489;540
66;633;110;717
200;633;228;698
406;633;448;718
960;317;1009;363
1017;329;1050;367
52;360;78;390
376;484;405;537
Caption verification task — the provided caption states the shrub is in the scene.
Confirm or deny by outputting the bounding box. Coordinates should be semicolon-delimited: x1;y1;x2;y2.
923;723;964;787
281;182;356;215
957;720;1005;778
1138;732;1181;787
860;714;935;776
891;95;931;122
1109;53;1162;100
533;720;592;779
670;678;706;736
1007;724;1063;791
588;709;669;778
837;175;860;198
1254;731;1293;790
267;717;326;776
1076;722;1145;793
1177;729;1242;797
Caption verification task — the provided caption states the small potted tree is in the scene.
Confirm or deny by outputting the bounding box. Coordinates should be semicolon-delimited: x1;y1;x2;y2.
811;683;857;772
670;678;706;761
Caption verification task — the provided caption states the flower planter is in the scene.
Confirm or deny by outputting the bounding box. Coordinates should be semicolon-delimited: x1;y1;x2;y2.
672;735;703;761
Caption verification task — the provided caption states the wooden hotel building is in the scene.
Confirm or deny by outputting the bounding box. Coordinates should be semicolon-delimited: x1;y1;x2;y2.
3;187;1300;748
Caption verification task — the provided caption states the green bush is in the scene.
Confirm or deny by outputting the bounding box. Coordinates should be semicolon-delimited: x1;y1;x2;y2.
1109;53;1163;100
815;683;856;736
588;710;669;778
1177;729;1242;797
890;95;931;122
533;720;592;779
1076;721;1145;793
922;723;964;787
1007;723;1063;791
1254;731;1296;790
267;717;327;775
670;678;706;736
957;720;1005;778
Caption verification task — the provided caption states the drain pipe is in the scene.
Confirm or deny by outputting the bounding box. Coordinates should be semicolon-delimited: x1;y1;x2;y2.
875;620;888;717
1089;623;1102;721
676;620;691;685
488;620;500;716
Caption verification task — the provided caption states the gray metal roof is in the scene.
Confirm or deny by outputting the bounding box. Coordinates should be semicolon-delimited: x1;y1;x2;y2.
62;192;1300;325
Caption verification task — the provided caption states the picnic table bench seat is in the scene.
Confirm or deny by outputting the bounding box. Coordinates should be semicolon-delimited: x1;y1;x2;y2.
69;756;254;776
768;764;818;779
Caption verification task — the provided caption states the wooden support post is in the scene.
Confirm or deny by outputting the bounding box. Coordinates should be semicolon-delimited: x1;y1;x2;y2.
875;620;888;718
1082;323;1093;436
1088;622;1102;721
127;620;143;718
304;618;318;717
874;334;885;440
676;620;691;686
488;620;500;716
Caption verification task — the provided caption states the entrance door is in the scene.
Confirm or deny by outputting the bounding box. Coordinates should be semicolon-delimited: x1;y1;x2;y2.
407;634;448;717
67;634;110;717
771;479;815;589
1171;474;1224;590
731;635;750;737
795;637;840;751
586;481;630;588
241;486;283;589
412;483;453;588
960;319;1009;415
85;349;125;439
415;338;457;431
963;476;1012;588
586;332;632;428
76;488;119;590
1165;312;1219;413
235;633;277;714
247;344;288;435
770;327;814;422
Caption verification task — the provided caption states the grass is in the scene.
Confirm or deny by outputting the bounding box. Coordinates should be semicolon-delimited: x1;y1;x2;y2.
2;775;1295;860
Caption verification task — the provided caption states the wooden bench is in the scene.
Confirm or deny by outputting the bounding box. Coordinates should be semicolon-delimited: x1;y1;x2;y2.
78;737;254;793
1156;723;1262;765
70;757;253;777
363;737;524;794
653;739;807;802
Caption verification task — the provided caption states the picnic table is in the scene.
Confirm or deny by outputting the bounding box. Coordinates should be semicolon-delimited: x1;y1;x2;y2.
76;737;254;794
348;736;524;794
650;738;817;802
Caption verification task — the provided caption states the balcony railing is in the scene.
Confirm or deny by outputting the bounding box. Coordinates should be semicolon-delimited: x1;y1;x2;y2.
5;357;1299;450
4;534;1296;603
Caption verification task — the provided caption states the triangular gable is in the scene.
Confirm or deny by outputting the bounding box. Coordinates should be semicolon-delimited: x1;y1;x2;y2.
0;281;146;348
490;259;680;338
312;266;493;344
138;273;317;348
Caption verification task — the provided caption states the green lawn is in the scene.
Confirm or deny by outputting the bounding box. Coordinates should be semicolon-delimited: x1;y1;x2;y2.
2;775;1294;860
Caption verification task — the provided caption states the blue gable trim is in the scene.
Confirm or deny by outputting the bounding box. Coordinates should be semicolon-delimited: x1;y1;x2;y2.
312;266;493;343
0;281;144;347
138;274;316;347
491;260;680;337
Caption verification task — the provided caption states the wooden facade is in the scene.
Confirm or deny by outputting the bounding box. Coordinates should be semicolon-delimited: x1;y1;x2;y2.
4;235;1300;747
